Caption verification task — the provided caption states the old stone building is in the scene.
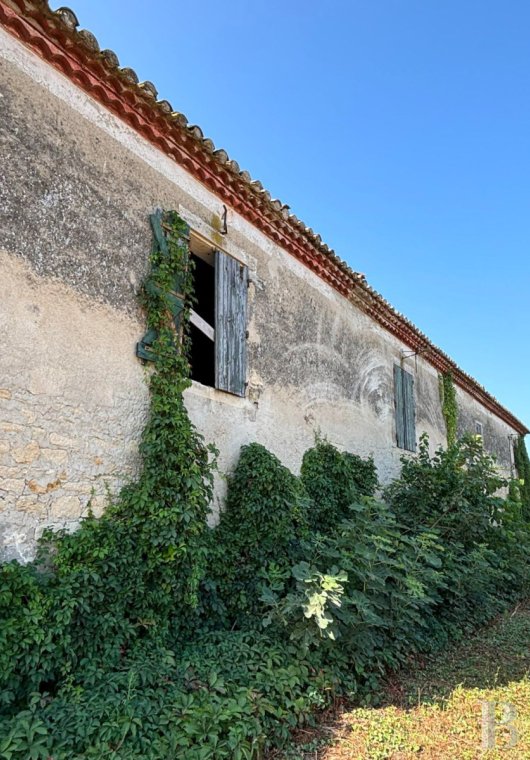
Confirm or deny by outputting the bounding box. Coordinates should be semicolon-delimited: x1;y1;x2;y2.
1;0;527;562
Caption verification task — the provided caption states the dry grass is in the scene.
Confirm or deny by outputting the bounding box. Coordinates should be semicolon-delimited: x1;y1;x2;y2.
280;601;530;759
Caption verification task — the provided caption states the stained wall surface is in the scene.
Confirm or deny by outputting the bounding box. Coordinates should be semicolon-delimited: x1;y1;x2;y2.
0;28;519;561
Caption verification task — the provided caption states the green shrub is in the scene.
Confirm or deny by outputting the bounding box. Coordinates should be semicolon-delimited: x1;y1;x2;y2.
203;443;310;629
260;560;349;647
0;562;50;708
0;633;337;759
261;497;444;683
301;439;377;533
2;430;529;754
384;433;506;548
261;437;530;702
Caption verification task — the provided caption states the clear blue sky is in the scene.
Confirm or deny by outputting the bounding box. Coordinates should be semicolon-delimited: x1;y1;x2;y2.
53;1;529;427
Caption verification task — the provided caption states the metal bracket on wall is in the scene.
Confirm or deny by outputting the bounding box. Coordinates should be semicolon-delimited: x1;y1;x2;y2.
400;347;432;372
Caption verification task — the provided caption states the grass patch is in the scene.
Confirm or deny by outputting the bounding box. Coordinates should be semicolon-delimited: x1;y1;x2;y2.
278;600;530;759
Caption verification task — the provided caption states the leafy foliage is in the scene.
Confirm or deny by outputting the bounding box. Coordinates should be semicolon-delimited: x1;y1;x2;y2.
384;433;506;547
262;436;529;702
261;561;348;646
203;443;310;628
0;634;336;759
513;435;530;517
261;497;445;685
0;212;216;716
301;438;377;533
1;212;529;758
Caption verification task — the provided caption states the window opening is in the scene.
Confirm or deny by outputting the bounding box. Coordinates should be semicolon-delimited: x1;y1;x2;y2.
189;251;215;388
187;243;248;397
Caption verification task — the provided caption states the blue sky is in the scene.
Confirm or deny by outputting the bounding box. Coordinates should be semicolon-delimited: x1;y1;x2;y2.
53;1;529;427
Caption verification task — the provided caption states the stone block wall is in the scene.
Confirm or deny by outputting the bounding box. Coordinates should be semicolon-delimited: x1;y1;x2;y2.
0;251;148;561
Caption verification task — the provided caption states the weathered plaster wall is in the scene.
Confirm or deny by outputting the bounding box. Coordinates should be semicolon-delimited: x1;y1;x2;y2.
455;385;515;471
0;28;520;561
0;250;148;561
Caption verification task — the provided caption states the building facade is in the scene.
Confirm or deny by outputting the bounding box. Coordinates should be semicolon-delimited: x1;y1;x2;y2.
0;0;527;562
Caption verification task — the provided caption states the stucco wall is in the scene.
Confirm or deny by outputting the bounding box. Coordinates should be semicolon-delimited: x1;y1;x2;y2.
455;385;515;470
0;250;147;561
0;28;520;561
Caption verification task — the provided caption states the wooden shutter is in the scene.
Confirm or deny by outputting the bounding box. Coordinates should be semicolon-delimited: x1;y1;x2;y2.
394;365;405;448
402;369;416;451
394;365;416;451
215;250;248;396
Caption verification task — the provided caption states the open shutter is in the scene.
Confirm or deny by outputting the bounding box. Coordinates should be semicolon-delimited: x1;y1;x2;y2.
394;365;405;448
402;369;416;451
215;250;248;396
394;365;416;451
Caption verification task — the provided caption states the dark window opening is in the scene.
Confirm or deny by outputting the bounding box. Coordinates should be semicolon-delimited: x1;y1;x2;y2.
189;252;215;388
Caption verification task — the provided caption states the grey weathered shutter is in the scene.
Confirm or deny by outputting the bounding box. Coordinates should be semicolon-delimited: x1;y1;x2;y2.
394;365;405;448
402;369;416;451
394;365;416;451
215;250;248;396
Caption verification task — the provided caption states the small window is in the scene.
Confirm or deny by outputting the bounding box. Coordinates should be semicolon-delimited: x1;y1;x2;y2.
189;245;248;397
394;365;416;451
137;212;247;397
475;421;484;437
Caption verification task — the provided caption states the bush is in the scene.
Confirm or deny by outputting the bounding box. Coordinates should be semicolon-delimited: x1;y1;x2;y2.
384;433;506;547
261;497;445;687
0;632;338;759
0;562;50;709
2;433;529;755
202;443;310;629
261;437;530;703
301;439;377;533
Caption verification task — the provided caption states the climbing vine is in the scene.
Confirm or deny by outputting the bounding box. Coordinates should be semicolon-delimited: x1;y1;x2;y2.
0;210;217;703
513;435;530;517
439;371;458;446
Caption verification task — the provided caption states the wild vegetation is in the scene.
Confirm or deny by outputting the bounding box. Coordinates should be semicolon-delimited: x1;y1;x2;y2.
514;434;530;518
0;212;528;759
439;372;458;447
295;601;530;759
